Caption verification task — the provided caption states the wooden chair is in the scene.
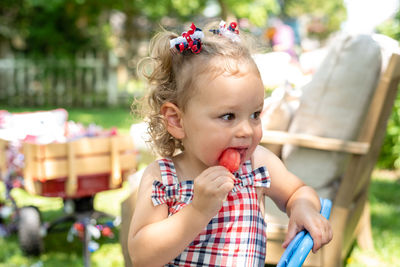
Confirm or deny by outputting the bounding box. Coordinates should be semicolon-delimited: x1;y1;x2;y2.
261;52;400;267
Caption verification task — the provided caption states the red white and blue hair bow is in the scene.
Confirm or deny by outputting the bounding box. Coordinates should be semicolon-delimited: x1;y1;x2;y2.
209;20;240;42
170;23;204;54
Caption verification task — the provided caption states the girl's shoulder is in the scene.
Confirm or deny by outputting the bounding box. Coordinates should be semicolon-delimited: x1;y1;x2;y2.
140;160;163;184
141;158;178;184
252;145;282;169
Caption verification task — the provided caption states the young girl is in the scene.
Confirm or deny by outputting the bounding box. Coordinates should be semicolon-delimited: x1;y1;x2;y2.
128;22;332;266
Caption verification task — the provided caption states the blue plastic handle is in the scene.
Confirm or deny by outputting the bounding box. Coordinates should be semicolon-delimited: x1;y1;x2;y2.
277;198;332;267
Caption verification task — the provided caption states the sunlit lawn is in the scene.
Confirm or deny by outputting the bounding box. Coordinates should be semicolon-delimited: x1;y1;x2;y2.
1;171;399;267
0;182;131;267
0;106;136;134
345;170;400;267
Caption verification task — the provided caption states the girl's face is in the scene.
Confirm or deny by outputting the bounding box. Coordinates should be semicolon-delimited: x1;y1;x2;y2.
180;65;264;170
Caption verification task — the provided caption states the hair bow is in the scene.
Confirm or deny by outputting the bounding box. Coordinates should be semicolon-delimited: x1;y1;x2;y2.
209;20;240;42
170;23;204;54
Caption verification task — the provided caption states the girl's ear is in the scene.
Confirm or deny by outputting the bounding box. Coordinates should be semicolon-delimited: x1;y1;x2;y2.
160;102;185;139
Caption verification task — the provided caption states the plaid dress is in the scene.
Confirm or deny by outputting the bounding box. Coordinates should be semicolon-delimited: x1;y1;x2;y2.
152;158;271;266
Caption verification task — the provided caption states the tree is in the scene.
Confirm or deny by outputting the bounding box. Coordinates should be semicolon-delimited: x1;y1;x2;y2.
0;0;347;57
216;0;280;26
281;0;347;40
376;13;400;169
0;0;209;57
0;0;113;56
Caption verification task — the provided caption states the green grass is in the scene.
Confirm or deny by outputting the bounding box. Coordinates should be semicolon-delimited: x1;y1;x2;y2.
0;106;137;134
0;182;131;267
345;171;400;267
1;172;399;266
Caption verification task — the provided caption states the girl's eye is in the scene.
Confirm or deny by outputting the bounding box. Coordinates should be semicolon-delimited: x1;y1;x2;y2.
220;113;235;121
251;111;261;120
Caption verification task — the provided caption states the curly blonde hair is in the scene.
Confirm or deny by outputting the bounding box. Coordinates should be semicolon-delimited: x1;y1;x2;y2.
137;23;261;158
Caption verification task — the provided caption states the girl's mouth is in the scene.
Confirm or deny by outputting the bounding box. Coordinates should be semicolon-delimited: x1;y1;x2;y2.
235;147;248;162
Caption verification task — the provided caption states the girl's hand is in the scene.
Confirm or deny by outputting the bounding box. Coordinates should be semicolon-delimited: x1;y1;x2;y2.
283;202;333;253
191;166;235;219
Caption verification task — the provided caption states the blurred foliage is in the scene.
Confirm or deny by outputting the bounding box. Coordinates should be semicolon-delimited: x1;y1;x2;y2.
0;0;348;57
0;0;209;57
0;0;111;56
376;15;400;170
282;0;346;40
377;81;400;170
376;12;400;41
222;0;280;26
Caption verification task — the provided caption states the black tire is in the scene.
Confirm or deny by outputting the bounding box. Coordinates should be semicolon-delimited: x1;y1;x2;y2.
74;196;94;212
18;206;43;255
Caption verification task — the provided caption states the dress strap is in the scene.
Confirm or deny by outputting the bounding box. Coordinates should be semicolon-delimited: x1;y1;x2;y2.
237;160;253;175
152;158;193;209
157;158;179;185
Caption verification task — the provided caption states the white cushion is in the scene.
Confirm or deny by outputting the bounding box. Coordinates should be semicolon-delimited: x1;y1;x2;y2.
265;33;386;227
282;34;382;199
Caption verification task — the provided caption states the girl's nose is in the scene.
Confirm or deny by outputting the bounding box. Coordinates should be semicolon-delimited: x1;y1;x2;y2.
236;120;253;137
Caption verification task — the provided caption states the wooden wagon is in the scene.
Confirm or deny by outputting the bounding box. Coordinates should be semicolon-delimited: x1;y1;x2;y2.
0;134;136;267
22;135;136;198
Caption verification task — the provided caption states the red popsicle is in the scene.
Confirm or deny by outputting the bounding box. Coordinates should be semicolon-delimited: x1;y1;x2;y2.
219;148;241;173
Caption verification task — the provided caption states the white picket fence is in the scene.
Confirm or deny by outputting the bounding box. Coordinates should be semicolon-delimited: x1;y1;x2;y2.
0;52;120;107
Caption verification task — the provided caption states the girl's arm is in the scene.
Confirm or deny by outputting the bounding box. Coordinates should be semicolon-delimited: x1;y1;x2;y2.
253;145;332;253
128;161;234;267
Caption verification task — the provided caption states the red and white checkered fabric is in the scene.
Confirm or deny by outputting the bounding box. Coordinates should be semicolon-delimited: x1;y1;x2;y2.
152;158;271;266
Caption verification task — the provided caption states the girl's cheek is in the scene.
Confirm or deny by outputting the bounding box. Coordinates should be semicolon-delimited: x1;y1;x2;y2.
254;127;263;142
